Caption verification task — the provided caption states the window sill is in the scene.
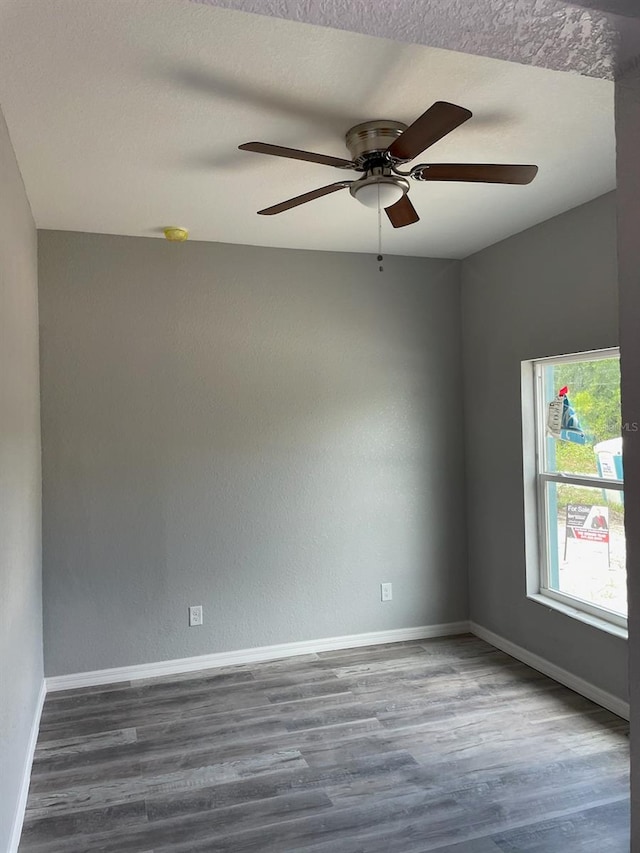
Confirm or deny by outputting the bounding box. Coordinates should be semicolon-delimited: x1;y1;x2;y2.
527;593;628;640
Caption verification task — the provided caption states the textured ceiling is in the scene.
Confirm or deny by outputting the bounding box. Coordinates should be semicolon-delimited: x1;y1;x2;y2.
194;0;640;77
193;0;621;78
0;0;615;258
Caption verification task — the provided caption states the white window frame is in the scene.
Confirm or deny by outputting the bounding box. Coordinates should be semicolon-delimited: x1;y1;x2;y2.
527;347;627;631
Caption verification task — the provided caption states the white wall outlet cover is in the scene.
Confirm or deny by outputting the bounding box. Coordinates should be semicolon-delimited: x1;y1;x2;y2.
189;605;203;627
380;583;393;602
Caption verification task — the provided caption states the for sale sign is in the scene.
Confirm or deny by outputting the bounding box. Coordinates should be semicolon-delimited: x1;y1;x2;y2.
565;504;609;544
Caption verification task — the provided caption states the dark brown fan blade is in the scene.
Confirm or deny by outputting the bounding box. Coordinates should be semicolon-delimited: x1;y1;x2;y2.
414;163;538;184
239;142;355;169
388;102;472;162
385;195;420;228
258;182;352;215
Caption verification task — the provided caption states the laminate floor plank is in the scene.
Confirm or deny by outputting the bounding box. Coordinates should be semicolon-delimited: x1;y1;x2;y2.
492;799;630;852
20;634;629;852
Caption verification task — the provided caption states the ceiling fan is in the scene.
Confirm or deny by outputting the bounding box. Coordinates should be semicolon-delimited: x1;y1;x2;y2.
239;101;538;228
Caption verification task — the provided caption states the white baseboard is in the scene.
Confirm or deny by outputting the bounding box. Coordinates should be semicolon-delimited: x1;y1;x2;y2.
45;619;628;718
470;621;629;720
46;621;471;692
8;680;46;853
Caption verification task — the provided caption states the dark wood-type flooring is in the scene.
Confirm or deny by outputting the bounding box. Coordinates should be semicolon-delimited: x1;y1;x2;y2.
19;634;629;852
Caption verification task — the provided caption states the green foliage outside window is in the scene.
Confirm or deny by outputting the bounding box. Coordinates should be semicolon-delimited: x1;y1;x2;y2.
550;356;623;522
553;357;621;476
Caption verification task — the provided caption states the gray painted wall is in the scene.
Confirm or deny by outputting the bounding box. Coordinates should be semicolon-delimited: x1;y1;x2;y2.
38;231;466;677
0;108;43;848
461;191;627;701
615;64;640;849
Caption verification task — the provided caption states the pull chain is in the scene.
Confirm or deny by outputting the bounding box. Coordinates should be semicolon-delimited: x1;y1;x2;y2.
377;183;384;272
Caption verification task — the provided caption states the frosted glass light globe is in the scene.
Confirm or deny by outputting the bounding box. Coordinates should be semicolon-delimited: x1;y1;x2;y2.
352;180;405;209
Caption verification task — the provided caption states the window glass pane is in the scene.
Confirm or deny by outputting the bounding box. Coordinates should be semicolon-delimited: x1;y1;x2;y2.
546;481;626;617
543;356;621;477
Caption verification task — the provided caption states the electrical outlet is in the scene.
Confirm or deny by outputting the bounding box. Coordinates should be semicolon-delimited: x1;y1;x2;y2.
380;583;393;602
189;605;203;627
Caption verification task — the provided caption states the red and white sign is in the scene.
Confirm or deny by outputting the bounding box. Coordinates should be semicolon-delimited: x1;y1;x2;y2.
565;503;609;544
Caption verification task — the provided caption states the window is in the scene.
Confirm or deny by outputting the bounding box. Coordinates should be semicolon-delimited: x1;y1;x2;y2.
526;349;626;630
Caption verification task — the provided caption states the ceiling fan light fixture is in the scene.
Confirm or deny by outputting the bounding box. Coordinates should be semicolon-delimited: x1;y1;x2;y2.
240;101;538;227
350;176;409;209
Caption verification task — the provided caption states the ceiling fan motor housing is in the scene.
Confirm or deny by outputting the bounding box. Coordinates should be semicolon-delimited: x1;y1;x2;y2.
345;120;411;209
345;120;408;165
